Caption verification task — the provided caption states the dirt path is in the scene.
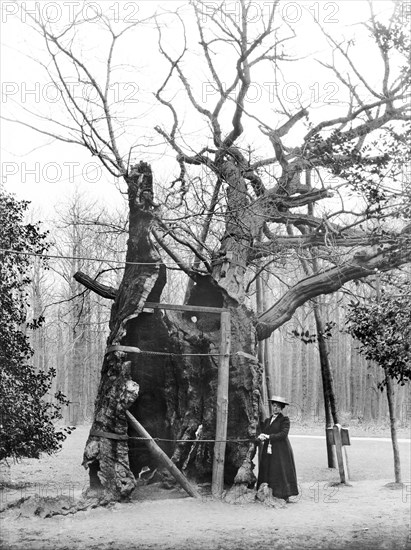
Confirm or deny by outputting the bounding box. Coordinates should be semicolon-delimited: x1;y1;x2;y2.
1;426;410;550
2;480;409;550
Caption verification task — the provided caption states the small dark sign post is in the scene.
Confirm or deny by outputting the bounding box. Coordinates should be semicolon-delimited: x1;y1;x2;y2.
327;424;350;483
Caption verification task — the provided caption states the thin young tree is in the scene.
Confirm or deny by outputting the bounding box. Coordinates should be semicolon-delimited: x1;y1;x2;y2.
347;274;411;485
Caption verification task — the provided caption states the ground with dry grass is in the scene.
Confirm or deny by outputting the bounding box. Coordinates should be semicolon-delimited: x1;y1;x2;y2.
1;424;410;550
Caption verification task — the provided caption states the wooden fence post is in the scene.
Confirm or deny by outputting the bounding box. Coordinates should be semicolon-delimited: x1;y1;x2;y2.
212;311;231;497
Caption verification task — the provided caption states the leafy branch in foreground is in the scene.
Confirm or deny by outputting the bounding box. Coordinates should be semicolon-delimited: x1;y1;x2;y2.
346;277;411;386
0;189;71;461
346;273;410;484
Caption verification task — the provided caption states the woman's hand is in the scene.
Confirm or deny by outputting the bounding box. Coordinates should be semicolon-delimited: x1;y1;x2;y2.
258;433;269;441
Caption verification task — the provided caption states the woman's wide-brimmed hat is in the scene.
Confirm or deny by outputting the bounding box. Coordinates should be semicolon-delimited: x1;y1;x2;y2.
269;395;289;406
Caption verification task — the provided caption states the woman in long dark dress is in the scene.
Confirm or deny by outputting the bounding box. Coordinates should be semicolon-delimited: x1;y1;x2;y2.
257;395;299;501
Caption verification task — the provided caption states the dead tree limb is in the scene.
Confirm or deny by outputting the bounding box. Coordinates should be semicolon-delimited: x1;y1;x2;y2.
74;271;117;300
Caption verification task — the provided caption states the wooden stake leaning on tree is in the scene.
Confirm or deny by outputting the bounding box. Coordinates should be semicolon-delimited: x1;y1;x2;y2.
125;410;201;499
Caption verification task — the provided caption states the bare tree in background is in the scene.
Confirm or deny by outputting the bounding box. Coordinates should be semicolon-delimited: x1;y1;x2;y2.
26;193;128;426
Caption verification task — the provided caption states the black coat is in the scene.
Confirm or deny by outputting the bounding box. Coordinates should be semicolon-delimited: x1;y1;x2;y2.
257;413;298;499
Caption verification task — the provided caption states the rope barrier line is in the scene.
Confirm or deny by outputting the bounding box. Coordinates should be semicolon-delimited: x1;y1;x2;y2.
105;345;247;358
0;248;175;267
90;430;129;441
90;431;253;443
105;346;228;358
0;247;247;269
129;437;254;443
140;350;226;357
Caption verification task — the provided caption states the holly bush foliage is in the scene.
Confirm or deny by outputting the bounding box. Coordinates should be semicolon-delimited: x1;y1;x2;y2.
0;188;70;461
346;276;411;387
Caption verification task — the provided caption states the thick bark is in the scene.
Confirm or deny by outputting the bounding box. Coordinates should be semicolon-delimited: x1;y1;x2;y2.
82;357;140;499
211;160;253;303
82;162;262;499
82;162;164;499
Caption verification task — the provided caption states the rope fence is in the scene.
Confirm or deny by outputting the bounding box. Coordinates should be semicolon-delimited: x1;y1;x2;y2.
0;247;179;267
0;247;247;268
108;349;229;358
129;437;253;443
105;345;258;361
90;431;254;444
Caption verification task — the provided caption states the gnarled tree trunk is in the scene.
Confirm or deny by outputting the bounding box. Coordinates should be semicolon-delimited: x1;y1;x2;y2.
81;162;263;499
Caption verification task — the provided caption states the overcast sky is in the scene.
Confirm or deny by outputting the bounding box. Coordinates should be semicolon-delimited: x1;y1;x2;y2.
1;0;399;216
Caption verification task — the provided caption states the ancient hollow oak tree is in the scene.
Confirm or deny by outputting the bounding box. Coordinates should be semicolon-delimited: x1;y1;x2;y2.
14;2;411;499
